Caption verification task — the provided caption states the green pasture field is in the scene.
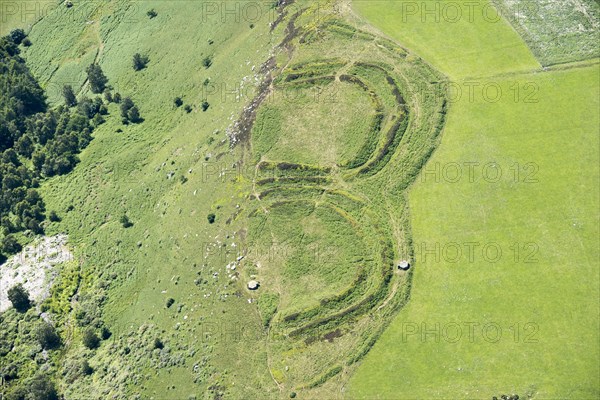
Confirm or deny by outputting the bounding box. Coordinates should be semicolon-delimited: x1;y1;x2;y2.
352;0;540;79
348;0;600;396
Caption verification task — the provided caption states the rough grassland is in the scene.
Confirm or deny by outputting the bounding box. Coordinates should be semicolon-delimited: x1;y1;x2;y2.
3;0;598;398
347;64;600;399
9;0;445;397
0;1;57;36
352;0;540;79
494;0;600;66
244;2;448;391
253;81;373;166
18;1;282;398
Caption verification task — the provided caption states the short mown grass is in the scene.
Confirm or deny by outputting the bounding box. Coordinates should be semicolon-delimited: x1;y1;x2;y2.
348;53;600;400
352;0;540;79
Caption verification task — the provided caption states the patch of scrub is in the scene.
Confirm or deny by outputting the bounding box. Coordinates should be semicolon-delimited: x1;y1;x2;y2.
494;0;600;65
0;234;73;312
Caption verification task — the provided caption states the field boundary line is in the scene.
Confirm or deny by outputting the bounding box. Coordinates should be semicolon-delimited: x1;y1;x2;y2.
463;57;600;81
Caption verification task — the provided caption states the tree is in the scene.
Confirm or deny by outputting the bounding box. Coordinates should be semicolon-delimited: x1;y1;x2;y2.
3;148;20;165
120;215;133;228
2;234;22;254
147;9;157;18
127;106;141;123
173;97;183;107
100;326;111;340
82;329;100;349
201;101;209;111
132;53;149;71
26;219;43;234
100;326;112;340
92;113;105;127
103;89;113;103
9;29;26;45
35;322;61;349
202;56;212;69
1;216;16;234
207;213;216;224
7;284;30;312
27;374;59;400
15;135;34;157
48;210;60;222
86;64;108;93
62;85;77;107
120;97;134;118
76;98;92;118
81;360;93;375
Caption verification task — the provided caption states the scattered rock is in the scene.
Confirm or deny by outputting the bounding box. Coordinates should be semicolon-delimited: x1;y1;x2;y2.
0;234;72;313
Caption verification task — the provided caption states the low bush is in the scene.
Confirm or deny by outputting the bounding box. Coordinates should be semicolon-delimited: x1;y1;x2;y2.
81;360;93;375
202;56;212;69
7;284;30;312
132;53;149;71
35;322;61;349
82;329;100;349
120;215;133;228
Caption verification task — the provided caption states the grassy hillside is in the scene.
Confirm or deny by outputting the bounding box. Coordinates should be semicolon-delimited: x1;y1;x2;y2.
2;0;449;398
1;0;597;398
10;0;284;398
0;1;59;36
